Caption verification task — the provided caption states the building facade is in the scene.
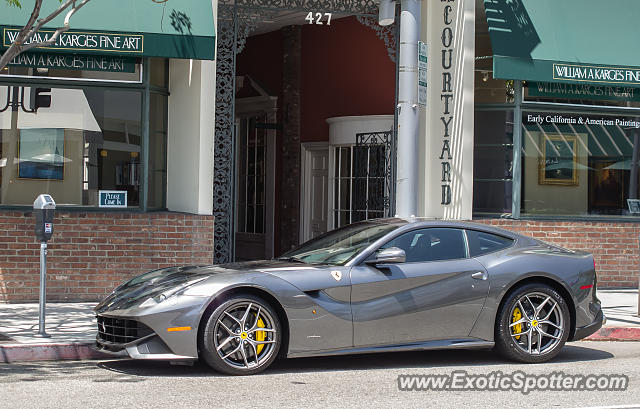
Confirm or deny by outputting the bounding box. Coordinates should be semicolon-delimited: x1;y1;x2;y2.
0;0;638;303
0;0;218;301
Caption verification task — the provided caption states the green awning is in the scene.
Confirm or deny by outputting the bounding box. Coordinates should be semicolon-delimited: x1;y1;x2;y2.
485;0;640;87
0;0;215;60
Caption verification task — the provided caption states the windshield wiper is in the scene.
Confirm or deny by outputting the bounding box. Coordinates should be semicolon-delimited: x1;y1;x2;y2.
276;256;307;263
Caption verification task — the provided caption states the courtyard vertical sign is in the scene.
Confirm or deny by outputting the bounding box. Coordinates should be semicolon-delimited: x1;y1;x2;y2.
420;0;474;219
439;0;454;205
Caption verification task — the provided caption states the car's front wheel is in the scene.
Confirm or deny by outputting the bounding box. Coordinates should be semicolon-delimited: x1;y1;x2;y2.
495;283;570;363
200;294;281;375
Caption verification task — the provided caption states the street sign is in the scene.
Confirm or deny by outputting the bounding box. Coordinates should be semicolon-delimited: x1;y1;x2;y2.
418;41;427;106
99;190;127;208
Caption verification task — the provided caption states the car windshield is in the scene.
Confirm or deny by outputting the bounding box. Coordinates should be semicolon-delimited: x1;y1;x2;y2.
279;220;404;265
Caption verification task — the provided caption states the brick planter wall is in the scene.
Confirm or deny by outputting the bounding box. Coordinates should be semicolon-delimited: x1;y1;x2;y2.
479;219;640;288
0;211;214;303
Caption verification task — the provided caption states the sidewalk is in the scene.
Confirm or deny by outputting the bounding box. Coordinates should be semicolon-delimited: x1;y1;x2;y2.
586;288;640;341
0;302;109;363
0;289;638;363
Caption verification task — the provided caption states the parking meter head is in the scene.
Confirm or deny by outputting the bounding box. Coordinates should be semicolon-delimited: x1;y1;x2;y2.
33;194;56;242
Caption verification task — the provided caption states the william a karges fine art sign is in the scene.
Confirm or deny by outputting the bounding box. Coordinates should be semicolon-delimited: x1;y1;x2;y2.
553;63;640;85
3;28;143;54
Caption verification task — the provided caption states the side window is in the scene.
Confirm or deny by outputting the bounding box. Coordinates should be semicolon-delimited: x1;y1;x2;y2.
382;228;467;262
466;230;514;257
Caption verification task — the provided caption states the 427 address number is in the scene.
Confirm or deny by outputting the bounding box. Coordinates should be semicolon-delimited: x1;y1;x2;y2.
306;12;332;25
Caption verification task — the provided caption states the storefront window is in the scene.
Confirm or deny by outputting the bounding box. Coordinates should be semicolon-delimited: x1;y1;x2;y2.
474;4;514;106
473;109;514;214
475;74;514;104
0;58;168;209
148;92;168;209
474;0;640;219
0;86;142;206
521;110;640;216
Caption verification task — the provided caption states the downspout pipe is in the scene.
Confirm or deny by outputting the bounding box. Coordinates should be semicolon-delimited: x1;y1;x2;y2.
395;0;421;218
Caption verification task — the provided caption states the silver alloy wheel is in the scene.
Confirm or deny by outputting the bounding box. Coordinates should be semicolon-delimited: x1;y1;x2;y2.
213;301;278;370
509;291;564;355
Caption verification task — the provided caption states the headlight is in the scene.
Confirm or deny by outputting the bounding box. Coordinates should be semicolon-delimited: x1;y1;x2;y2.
139;277;208;308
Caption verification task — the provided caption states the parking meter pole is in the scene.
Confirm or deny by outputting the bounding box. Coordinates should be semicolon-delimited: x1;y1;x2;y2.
37;241;49;338
33;194;55;338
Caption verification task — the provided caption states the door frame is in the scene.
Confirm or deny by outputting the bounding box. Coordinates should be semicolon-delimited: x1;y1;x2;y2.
235;94;278;259
300;142;329;243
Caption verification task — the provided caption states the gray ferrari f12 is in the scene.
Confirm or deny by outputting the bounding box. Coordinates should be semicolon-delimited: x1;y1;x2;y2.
94;219;604;375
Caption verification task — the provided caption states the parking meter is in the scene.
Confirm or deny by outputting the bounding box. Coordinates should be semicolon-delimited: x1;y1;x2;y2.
33;194;55;337
34;194;55;242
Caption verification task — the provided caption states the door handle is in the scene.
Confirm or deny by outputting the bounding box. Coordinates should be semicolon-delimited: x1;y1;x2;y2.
471;271;488;281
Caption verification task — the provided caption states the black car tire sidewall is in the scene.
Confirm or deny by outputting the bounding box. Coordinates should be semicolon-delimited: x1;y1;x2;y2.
495;283;570;363
200;294;282;375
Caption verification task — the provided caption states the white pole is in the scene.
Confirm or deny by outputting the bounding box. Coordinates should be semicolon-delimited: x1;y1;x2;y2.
395;0;421;218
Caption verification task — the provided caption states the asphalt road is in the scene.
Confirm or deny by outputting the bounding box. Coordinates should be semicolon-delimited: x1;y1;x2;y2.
0;341;639;409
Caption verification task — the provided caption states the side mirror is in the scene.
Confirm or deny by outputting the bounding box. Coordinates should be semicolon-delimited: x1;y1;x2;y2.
366;247;406;265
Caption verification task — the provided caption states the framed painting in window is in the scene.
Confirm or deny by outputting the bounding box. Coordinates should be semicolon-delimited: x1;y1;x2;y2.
538;134;578;186
18;128;65;180
590;160;624;208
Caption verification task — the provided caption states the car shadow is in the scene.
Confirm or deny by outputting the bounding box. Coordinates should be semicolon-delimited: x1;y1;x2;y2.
95;343;614;378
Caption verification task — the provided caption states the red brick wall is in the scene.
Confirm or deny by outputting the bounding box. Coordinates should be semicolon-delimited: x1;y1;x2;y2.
479;219;640;288
0;211;214;303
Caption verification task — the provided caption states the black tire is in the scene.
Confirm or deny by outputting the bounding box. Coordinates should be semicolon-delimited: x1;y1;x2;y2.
495;283;570;363
200;294;281;375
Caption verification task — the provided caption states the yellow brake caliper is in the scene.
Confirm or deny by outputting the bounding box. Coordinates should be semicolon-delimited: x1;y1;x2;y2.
255;317;266;355
512;307;522;340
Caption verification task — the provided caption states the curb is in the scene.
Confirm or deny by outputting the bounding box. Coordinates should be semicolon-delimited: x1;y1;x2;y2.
584;327;640;342
0;342;112;363
1;328;638;363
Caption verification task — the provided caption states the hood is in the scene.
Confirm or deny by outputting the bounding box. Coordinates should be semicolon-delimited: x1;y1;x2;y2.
94;265;212;312
94;260;319;313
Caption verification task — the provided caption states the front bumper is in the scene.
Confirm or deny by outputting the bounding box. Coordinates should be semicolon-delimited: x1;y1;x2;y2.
94;294;212;360
572;310;605;341
94;332;196;361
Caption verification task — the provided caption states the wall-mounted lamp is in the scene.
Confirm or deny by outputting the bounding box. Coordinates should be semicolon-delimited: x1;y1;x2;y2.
378;0;396;26
482;71;491;82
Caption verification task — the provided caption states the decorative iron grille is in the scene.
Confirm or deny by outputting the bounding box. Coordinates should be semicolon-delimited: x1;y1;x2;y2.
353;130;396;221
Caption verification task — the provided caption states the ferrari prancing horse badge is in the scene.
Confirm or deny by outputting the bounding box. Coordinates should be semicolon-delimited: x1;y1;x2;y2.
331;270;342;281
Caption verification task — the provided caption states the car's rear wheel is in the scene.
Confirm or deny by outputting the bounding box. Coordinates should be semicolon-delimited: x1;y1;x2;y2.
200;295;281;375
495;283;570;363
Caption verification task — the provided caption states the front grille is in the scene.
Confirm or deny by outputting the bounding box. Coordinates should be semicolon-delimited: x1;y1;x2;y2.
96;315;154;345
